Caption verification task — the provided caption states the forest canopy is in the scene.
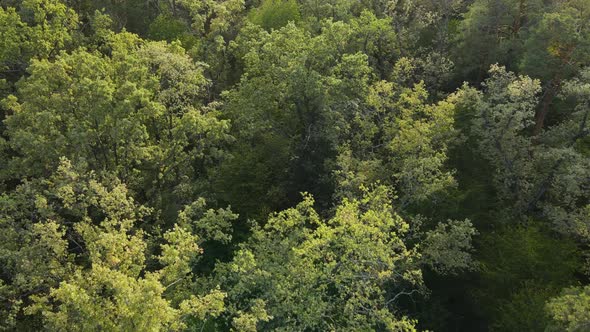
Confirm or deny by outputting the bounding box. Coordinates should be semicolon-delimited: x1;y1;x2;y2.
0;0;589;331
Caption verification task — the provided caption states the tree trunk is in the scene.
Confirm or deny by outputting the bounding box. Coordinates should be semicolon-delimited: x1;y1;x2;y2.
513;0;527;35
533;80;560;135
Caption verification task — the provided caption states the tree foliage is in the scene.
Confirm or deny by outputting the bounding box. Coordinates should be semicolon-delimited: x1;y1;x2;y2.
1;0;590;331
0;159;228;330
217;186;474;331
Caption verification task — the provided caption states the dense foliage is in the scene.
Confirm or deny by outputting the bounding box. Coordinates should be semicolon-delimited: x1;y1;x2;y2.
0;0;589;331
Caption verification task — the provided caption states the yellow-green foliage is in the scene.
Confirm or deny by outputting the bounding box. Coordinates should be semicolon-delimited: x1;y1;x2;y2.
248;0;301;31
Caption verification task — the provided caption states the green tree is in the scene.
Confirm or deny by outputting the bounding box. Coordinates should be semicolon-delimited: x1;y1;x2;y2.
0;0;79;78
2;32;232;219
474;225;581;332
466;66;590;239
216;186;475;331
520;0;590;134
248;0;300;31
0;159;229;330
334;67;462;210
173;0;246;91
546;285;590;332
455;0;546;81
215;22;373;217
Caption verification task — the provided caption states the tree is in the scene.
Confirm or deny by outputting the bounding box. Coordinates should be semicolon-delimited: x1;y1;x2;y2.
215;186;475;331
466;64;541;211
170;0;246;92
334;63;462;210
2;32;232;218
473;225;581;332
466;65;590;239
0;0;79;80
215;22;374;217
248;0;301;31
0;159;229;330
520;0;590;134
546;285;590;332
454;0;546;81
455;0;590;133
